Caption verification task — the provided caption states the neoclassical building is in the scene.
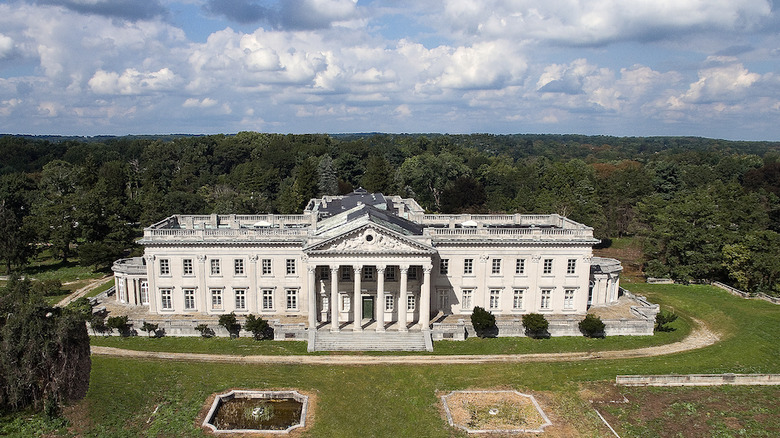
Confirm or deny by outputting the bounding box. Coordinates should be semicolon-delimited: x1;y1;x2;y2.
113;190;624;335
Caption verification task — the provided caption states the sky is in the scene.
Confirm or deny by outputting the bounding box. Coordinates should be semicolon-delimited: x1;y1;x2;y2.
0;0;779;140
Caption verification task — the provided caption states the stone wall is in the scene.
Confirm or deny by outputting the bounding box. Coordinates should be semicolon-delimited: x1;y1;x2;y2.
617;374;780;387
712;281;780;305
88;318;308;340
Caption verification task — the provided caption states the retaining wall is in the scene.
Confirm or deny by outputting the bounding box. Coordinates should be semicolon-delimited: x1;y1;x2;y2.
712;281;780;305
617;374;780;387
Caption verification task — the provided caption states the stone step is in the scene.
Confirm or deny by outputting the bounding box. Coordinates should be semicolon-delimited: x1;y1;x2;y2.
313;331;428;352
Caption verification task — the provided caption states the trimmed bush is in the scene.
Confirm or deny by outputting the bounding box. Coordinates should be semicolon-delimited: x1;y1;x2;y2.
195;323;214;338
579;314;606;338
140;322;159;338
470;306;497;338
522;313;549;339
243;314;273;340
106;315;132;336
218;312;241;338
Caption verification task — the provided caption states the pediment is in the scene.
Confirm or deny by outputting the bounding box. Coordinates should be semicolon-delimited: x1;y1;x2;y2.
305;225;433;255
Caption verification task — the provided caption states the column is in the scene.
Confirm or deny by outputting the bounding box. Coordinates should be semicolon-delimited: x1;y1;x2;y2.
376;266;385;332
144;255;158;313
353;265;362;332
398;265;408;332
330;266;339;332
420;264;432;330
307;265;317;330
248;255;258;312
197;255;208;312
132;278;139;305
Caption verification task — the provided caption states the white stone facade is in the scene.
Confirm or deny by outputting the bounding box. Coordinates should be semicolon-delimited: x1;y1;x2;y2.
112;190;622;332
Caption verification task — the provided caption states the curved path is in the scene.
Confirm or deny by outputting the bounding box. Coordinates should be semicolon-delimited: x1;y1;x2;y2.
90;319;719;365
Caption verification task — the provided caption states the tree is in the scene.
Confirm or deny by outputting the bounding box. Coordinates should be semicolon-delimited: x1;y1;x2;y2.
579;314;606;338
522;313;549;339
722;230;780;296
140;322;159;338
654;310;678;332
470;306;497;338
317;155;339;196
218;312;241;338
361;155;395;194
0;277;91;416
243;314;273;340
0;173;37;273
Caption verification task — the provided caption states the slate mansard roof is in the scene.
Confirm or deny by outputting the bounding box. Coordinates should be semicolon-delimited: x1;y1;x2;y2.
140;190;599;247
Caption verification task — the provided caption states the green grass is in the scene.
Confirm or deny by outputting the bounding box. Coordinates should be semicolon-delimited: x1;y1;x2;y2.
85;278;114;298
90;336;312;356
23;253;104;283
6;284;780;437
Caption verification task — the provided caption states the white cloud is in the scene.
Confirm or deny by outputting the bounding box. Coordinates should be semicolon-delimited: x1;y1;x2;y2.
88;67;180;95
0;33;14;59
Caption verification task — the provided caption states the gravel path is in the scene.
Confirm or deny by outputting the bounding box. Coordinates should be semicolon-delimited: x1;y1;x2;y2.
90;319;719;365
56;276;111;307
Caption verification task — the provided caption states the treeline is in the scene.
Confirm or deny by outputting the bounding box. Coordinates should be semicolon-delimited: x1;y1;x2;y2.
1;133;779;294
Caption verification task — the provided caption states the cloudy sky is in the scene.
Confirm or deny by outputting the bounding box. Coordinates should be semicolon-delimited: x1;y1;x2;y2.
0;0;779;139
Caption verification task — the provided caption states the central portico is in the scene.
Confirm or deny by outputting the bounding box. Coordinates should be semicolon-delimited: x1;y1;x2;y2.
303;205;437;333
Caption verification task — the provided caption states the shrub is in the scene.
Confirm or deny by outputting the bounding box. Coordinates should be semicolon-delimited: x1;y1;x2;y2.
470;306;497;338
90;313;109;336
243;314;273;340
655;309;678;332
195;323;214;338
218;312;241;338
522;313;549;339
579;314;606;338
140;322;159;338
106;315;132;336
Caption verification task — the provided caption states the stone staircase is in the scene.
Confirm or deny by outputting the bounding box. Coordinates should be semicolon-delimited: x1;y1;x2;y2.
312;330;431;352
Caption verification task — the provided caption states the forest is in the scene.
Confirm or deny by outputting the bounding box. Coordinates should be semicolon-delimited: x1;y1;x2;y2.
1;132;779;296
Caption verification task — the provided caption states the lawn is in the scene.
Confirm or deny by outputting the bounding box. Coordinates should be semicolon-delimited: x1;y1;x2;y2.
4;283;779;437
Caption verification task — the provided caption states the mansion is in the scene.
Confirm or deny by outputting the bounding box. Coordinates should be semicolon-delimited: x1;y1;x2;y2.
112;190;626;338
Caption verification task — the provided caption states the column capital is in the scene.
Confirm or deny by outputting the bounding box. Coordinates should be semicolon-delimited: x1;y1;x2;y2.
399;264;409;273
532;254;541;263
422;264;433;274
197;254;207;262
144;255;155;263
376;265;386;273
249;254;259;262
330;265;340;272
353;265;363;273
307;265;317;273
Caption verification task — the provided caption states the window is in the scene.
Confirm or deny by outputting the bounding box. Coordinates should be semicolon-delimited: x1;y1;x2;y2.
543;259;553;274
286;289;298;310
160;289;172;310
408;266;418;280
319;266;330;280
210;259;221;275
541;289;551;310
439;259;449;275
567;259;576;275
342;295;351;312
564;289;575;310
385;266;396;281
513;289;524;310
159;259;170;276
184;289;196;310
363;266;374;281
235;289;246;310
261;259;272;275
489;289;501;310
286;259;296;275
515;258;525;275
340;266;351;281
385;294;394;311
234;258;245;275
464;259;473;275
211;289;223;310
407;294;416;311
261;289;274;310
140;281;149;305
183;259;193;275
492;258;502;275
461;289;473;310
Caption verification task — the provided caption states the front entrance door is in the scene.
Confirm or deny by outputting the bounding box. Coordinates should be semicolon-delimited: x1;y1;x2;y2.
362;296;374;320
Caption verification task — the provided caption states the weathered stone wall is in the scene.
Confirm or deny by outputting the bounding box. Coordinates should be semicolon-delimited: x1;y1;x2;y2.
617;374;780;386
